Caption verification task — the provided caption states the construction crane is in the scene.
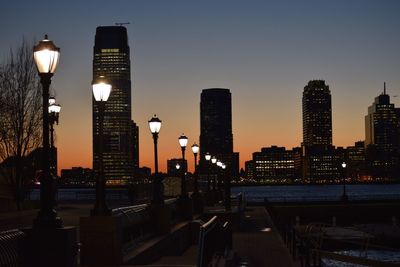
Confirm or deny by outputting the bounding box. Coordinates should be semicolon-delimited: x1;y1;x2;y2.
115;22;130;26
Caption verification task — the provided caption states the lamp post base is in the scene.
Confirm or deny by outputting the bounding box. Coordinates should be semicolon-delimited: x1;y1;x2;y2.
90;206;112;216
178;195;193;220
191;191;204;214
80;216;123;265
149;202;171;234
20;226;77;267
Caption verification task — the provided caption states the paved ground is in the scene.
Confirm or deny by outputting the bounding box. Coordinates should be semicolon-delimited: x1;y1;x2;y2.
1;203;296;266
233;206;294;267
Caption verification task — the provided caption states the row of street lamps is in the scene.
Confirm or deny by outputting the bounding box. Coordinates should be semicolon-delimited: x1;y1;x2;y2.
33;34;231;227
30;33;231;266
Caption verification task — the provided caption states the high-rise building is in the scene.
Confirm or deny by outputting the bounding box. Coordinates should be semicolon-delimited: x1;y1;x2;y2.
303;80;332;146
302;80;337;182
365;83;399;179
92;26;134;184
199;88;238;177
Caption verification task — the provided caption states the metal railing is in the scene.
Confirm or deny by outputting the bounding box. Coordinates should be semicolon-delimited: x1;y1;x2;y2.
0;229;26;267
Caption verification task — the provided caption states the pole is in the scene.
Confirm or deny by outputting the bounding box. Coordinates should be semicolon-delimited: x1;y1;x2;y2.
153;133;159;174
224;168;231;211
34;73;62;228
193;153;198;194
152;133;163;204
50;120;54;148
92;101;110;215
206;161;210;192
181;147;187;197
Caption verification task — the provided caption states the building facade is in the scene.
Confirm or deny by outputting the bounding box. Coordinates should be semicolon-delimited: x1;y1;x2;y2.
302;80;338;182
346;141;367;181
199;88;238;177
365;84;399;180
60;167;94;186
252;146;295;182
92;26;134;184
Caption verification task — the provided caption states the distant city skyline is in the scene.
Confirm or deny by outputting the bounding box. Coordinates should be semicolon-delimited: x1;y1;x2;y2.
1;1;400;174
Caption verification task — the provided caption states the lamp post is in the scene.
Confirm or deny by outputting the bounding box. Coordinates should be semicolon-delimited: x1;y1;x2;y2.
211;156;217;191
91;76;112;216
48;97;61;148
33;35;62;228
178;134;188;198
341;162;348;202
216;159;222;190
191;143;199;194
205;153;211;192
149;115;163;204
222;163;231;211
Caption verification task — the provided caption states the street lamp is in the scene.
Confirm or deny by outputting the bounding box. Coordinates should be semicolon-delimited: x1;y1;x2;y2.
341;162;348;201
33;35;61;228
178;134;188;198
148;115;162;204
48;97;61;177
221;163;231;211
91;76;112;216
205;153;211;192
211;156;217;191
48;97;61;148
191;143;199;194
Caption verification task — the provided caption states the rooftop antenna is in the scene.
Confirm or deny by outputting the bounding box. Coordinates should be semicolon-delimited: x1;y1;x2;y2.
384;82;386;95
115;22;130;26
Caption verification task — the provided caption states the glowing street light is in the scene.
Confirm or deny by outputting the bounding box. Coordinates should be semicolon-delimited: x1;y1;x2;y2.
148;115;163;204
178;134;188;198
91;76;112;216
33;35;61;228
191;143;199;194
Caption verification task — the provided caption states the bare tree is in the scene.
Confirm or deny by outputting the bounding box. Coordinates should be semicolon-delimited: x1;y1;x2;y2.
0;39;42;209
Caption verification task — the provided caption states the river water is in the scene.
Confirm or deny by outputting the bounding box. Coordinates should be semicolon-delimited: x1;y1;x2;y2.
231;184;400;202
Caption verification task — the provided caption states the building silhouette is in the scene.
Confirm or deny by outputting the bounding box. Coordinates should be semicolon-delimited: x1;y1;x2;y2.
92;26;135;184
167;158;187;177
302;80;338;182
365;83;399;180
252;146;295;182
199;88;238;177
303;80;332;146
346;141;367;181
60;167;94;186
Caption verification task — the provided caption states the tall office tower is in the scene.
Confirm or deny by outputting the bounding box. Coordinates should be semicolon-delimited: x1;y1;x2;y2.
302;80;338;182
365;83;399;179
199;88;238;177
92;26;133;184
303;80;332;146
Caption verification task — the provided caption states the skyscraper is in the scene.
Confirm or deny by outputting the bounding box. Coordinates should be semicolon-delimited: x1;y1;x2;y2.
302;80;332;146
92;26;134;184
302;80;338;182
199;88;238;176
365;83;399;179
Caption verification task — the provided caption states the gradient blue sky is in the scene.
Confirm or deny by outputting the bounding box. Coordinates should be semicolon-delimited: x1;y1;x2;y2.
1;1;400;173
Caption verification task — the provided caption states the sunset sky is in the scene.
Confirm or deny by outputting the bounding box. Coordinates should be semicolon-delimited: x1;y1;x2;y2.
1;1;400;174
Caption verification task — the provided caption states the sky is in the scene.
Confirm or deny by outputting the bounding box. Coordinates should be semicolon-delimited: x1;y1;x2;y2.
1;0;400;174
